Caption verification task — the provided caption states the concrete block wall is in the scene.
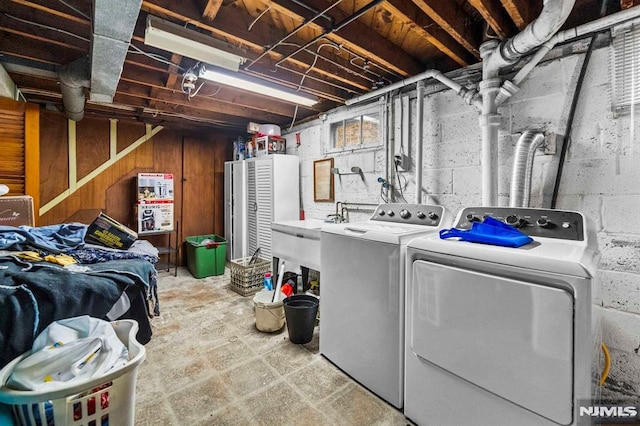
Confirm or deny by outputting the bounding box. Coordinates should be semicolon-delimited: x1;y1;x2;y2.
284;41;640;402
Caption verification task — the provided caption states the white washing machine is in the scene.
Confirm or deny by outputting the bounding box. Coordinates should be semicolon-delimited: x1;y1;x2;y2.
404;207;599;426
320;203;450;409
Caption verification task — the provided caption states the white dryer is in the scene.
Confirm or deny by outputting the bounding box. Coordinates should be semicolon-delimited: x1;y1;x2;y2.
320;203;450;409
404;207;599;426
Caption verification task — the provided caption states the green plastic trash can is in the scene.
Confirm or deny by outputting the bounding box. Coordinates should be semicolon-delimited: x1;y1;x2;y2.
186;235;227;278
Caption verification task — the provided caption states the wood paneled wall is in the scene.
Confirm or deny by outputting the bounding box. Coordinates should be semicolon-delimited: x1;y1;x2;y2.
36;109;234;264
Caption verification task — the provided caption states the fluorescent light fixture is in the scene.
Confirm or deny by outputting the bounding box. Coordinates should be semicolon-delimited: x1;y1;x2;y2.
199;66;317;107
144;16;246;72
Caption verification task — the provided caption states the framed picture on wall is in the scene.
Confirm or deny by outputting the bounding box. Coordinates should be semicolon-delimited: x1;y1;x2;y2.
313;158;334;202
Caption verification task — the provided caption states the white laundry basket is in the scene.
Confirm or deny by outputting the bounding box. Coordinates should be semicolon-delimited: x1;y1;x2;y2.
0;320;146;426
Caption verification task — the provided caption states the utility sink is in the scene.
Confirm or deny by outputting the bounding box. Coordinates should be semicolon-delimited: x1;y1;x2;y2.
271;219;324;271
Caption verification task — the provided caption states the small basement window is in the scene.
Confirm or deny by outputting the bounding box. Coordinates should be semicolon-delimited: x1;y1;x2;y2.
331;113;380;149
611;23;640;113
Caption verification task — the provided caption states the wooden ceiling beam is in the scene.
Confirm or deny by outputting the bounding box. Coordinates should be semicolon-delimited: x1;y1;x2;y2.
0;33;81;65
621;0;640;8
382;0;478;66
499;0;539;30
122;58;352;104
8;73;60;92
240;63;351;103
262;0;424;77
142;0;263;50
119;73;305;118
141;0;418;85
0;14;89;50
0;25;87;52
11;74;268;128
139;2;370;98
116;80;291;122
409;0;481;56
264;45;373;92
111;93;252;128
468;0;518;39
8;0;90;27
122;52;352;104
202;0;224;20
149;53;182;109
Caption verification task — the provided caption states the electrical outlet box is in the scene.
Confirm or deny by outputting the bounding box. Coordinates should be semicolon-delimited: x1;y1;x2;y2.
395;154;409;170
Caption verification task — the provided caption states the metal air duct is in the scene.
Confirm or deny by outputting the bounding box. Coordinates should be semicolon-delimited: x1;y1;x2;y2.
509;130;545;208
59;0;141;120
58;56;90;122
90;0;142;103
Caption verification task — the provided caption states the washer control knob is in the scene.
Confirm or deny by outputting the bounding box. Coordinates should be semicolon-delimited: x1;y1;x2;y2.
399;209;411;219
428;211;439;220
387;210;395;217
536;218;550;228
505;215;527;228
378;209;385;216
416;211;426;219
466;213;479;222
505;214;519;225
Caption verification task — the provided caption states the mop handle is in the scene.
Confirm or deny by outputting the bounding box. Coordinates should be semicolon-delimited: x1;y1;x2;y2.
272;260;286;302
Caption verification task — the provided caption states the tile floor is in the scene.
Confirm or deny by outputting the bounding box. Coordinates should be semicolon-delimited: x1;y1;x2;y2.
134;267;412;425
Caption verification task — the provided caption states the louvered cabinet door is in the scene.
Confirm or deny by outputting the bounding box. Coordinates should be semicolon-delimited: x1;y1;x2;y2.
0;99;39;217
0;105;25;193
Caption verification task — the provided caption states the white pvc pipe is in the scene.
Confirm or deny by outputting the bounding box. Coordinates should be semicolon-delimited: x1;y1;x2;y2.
502;0;575;60
479;79;501;207
415;81;425;204
496;5;640;105
272;260;286;302
345;69;470;106
479;1;577;206
520;6;640;83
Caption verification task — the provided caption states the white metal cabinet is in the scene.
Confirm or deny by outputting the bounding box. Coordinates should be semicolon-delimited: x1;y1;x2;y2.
226;154;299;262
224;160;247;260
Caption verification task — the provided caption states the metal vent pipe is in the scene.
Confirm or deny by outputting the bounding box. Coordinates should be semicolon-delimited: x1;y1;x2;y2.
509;130;545;207
58;56;90;122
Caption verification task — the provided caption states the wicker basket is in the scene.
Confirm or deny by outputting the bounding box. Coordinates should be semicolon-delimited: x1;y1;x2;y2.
229;257;271;296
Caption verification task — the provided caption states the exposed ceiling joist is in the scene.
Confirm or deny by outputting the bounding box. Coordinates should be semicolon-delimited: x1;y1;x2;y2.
140;0;373;98
500;0;539;30
202;0;224;20
262;0;424;77
469;0;518;39
382;0;477;66
409;0;481;56
1;0;627;131
10;0;90;27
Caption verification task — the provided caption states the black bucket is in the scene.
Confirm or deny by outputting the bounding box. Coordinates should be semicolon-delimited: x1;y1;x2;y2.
283;294;319;344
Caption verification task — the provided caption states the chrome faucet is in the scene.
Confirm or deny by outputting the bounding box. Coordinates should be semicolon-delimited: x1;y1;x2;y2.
325;213;344;223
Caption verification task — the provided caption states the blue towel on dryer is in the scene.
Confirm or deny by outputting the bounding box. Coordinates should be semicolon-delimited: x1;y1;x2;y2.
439;216;533;248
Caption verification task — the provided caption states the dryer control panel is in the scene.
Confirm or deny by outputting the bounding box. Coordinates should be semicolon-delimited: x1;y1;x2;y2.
455;207;585;241
370;203;445;226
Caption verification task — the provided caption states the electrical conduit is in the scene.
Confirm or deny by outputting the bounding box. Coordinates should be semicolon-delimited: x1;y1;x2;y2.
415;81;424;204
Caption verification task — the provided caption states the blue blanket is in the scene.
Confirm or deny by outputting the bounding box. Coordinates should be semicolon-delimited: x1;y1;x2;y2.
0;223;87;253
0;256;155;369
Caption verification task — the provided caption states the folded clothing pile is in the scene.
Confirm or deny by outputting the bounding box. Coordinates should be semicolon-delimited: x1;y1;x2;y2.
5;316;128;391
